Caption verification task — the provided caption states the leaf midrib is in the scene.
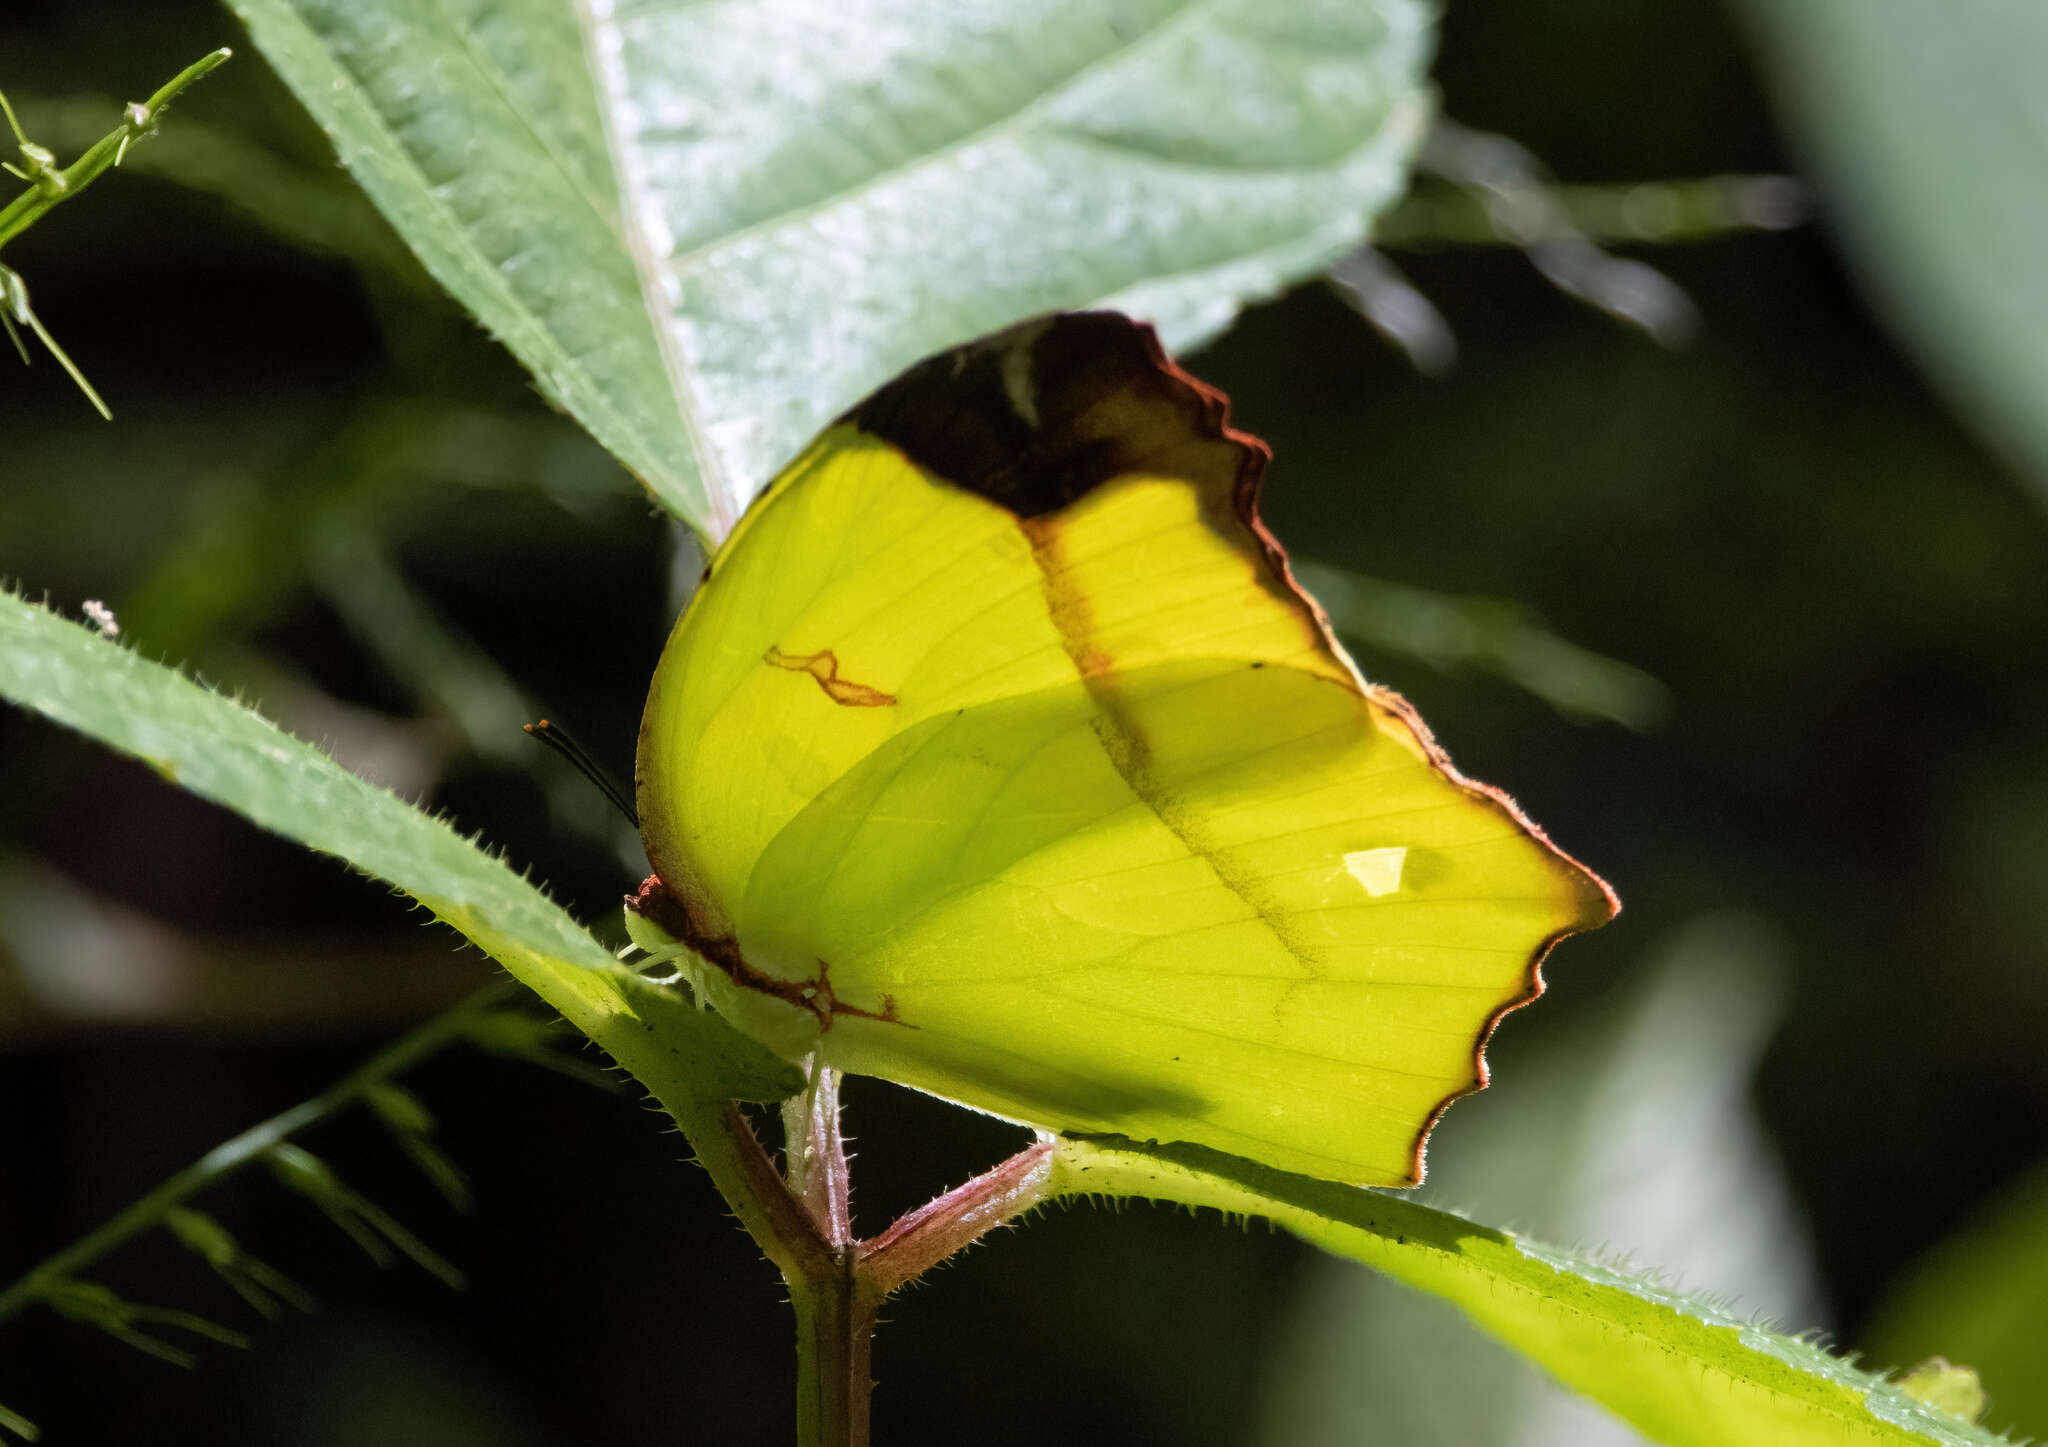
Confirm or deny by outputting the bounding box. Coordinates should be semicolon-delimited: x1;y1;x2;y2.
574;0;737;534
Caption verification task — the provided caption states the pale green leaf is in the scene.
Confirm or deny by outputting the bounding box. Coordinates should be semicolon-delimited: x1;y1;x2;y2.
1054;1133;2008;1447
1739;1;2048;505
0;589;800;1112
226;0;1434;537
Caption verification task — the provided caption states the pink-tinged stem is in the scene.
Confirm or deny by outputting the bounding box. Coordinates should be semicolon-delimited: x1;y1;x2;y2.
698;1074;1053;1446
784;1063;853;1247
857;1138;1057;1297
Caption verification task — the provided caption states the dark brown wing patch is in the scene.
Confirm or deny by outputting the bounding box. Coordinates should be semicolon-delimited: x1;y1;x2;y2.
845;312;1261;520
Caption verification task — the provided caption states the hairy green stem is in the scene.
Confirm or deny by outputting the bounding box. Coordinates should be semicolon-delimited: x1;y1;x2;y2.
621;1056;869;1443
687;1101;834;1283
782;1061;852;1247
682;1076;1058;1446
0;48;231;252
791;1262;874;1447
0;980;514;1325
782;1063;862;1445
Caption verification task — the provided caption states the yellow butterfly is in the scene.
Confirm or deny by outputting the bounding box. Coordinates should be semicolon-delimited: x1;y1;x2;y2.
628;312;1614;1186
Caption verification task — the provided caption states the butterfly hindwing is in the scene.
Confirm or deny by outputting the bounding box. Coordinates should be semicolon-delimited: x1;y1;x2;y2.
635;312;1614;1185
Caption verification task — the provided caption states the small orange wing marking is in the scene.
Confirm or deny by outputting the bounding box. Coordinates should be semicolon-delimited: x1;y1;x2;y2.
764;646;897;707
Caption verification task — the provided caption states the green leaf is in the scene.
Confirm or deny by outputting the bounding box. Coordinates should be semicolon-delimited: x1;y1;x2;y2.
224;0;1434;537
1863;1159;2048;1439
0;589;800;1114
1738;1;2048;505
220;0;703;523
366;1083;475;1212
1052;1134;2008;1447
266;1142;466;1288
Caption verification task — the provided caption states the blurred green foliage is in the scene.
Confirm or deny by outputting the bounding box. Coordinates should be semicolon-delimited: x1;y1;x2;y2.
1865;1164;2048;1439
1741;0;2048;510
3;0;2048;1443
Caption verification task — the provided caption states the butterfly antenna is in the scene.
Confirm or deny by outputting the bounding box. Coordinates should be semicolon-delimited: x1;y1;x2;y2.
524;719;639;828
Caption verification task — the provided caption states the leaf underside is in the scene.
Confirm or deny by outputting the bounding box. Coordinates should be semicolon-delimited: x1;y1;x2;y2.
225;0;1435;536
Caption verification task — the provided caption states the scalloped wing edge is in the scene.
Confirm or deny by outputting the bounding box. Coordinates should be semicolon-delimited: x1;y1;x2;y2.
843;310;1620;1185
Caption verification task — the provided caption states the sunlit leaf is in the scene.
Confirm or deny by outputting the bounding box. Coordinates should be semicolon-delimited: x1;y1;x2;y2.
0;588;801;1116
1054;1134;2005;1447
226;0;1435;536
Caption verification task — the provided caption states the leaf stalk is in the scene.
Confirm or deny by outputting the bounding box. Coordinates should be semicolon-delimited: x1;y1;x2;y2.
665;1064;1055;1446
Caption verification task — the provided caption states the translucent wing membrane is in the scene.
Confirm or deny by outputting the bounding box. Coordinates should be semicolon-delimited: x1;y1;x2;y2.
635;312;1614;1185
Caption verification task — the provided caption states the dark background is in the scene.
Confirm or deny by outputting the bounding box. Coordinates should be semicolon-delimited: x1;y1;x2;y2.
3;1;2045;1442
